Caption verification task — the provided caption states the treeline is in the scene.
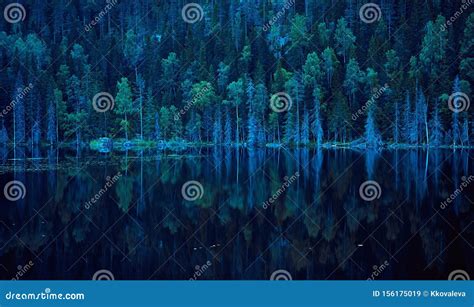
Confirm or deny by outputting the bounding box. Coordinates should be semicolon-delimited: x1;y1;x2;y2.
0;0;472;148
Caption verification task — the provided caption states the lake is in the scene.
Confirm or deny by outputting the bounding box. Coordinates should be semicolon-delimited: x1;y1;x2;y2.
0;146;472;280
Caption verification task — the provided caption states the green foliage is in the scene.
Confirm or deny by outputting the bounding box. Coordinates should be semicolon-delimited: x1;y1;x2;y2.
334;18;356;63
115;77;134;139
303;52;322;88
0;1;471;148
191;81;216;108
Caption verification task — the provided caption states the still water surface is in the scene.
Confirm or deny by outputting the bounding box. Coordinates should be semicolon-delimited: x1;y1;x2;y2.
0;147;472;280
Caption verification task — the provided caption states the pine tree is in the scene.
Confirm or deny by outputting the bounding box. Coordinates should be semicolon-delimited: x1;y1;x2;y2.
213;106;223;145
114;77;134;141
415;87;429;144
154;112;161;142
393;100;400;144
461;116;469;147
217;62;230;94
343;58;362;107
224;110;232;145
402;92;412;144
322;47;338;88
161;52;180;104
285;72;304;144
254;83;268;145
283;109;295;144
365;107;381;148
334;17;356;63
13;75;26;146
429;101;443;147
32;121;41;145
143;89;156;140
247;114;258;147
226;79;245;144
451;76;462;147
303;52;323;88
54;89;67;143
329;91;350;143
301;108;310;145
311;88;324;146
46;101;57;145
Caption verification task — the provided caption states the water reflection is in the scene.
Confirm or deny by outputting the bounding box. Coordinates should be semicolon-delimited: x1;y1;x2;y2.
0;148;472;280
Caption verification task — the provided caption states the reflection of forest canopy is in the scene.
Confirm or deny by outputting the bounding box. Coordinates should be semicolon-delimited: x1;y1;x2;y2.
1;148;472;279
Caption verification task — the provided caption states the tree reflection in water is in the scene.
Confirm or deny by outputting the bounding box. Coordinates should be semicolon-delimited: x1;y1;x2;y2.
0;147;472;280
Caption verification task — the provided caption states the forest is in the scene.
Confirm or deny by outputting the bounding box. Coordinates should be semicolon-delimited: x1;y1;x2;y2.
0;0;472;149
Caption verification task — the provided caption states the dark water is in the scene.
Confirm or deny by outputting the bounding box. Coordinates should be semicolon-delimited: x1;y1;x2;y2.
0;146;473;280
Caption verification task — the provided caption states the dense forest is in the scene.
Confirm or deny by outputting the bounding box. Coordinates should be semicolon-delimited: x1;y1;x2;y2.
0;0;472;149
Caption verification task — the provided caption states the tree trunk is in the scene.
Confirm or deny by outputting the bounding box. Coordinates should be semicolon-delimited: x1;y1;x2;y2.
135;66;143;140
125;113;128;141
235;105;239;144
